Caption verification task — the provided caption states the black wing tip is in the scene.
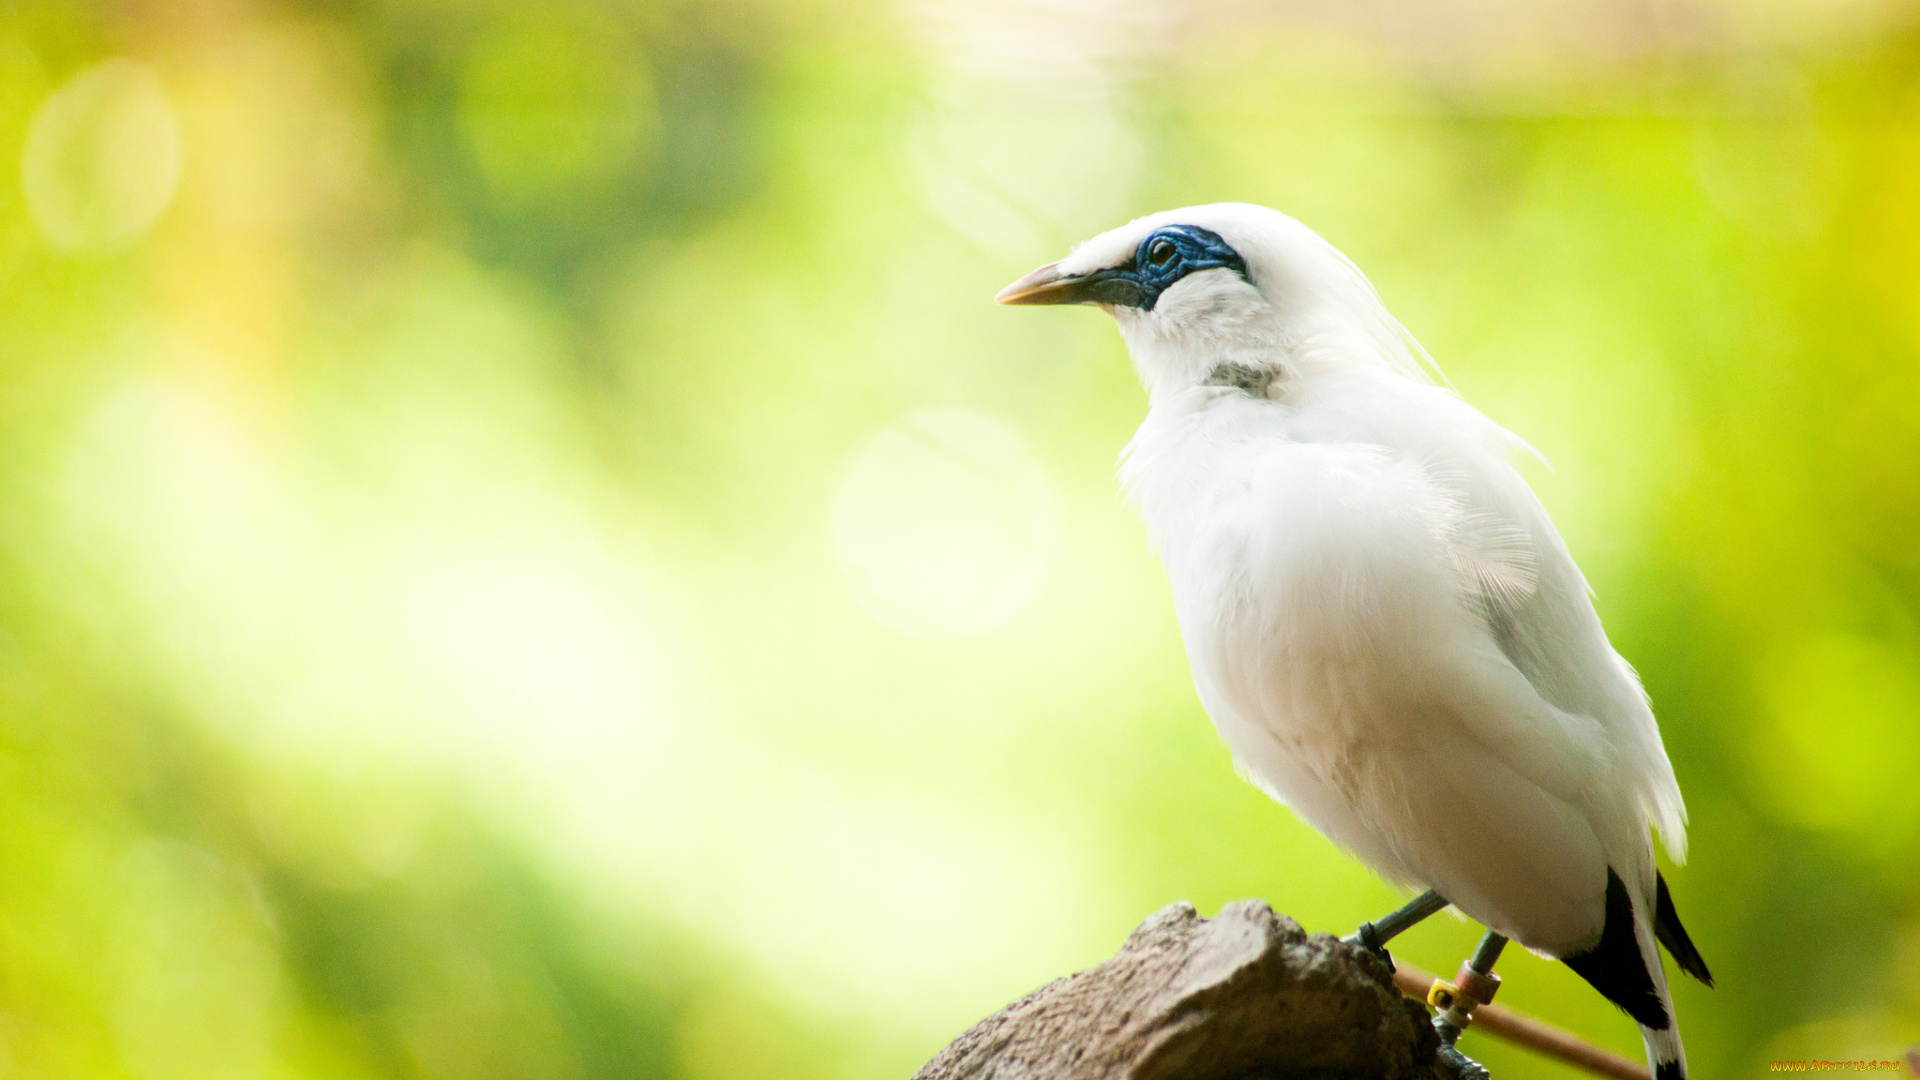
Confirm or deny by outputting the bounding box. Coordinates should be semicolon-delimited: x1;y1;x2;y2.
1562;868;1672;1030
1655;873;1716;988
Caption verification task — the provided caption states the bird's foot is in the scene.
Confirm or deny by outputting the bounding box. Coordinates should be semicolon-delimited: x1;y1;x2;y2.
1340;890;1448;967
1346;921;1393;966
1437;1041;1491;1080
1429;931;1508;1080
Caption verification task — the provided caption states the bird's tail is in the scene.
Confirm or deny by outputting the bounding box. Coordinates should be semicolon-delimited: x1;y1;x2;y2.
1644;872;1715;1080
1639;965;1686;1080
1562;869;1700;1080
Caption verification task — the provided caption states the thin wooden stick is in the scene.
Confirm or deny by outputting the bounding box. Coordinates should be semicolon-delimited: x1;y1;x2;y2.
1391;960;1651;1080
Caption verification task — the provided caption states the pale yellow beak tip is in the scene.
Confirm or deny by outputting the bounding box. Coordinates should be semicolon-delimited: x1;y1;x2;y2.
995;261;1065;306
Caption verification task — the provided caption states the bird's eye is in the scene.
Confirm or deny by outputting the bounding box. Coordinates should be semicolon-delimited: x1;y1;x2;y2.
1148;238;1177;267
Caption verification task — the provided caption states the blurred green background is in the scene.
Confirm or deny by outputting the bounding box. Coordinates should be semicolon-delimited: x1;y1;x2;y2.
0;0;1916;1076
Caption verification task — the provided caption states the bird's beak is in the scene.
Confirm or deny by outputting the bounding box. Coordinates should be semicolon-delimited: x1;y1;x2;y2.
995;262;1094;306
995;262;1144;307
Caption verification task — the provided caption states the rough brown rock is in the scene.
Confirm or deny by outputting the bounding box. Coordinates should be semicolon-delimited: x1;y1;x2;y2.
913;899;1456;1080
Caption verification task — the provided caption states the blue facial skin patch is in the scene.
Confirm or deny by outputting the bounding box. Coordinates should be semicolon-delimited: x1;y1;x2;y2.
1067;226;1250;311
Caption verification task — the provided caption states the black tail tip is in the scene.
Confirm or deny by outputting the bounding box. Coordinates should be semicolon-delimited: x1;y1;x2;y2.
1655;873;1715;989
1655;1060;1685;1080
1563;869;1671;1029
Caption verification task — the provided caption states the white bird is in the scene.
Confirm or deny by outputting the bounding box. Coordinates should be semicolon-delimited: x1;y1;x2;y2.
998;204;1711;1079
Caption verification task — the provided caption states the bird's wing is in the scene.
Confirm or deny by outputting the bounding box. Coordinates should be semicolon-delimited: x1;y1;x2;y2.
1412;388;1689;864
1171;431;1617;947
1207;428;1621;804
1281;368;1687;863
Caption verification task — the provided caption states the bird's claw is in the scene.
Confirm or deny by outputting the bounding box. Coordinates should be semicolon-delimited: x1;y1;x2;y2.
1438;1042;1491;1080
1344;921;1394;967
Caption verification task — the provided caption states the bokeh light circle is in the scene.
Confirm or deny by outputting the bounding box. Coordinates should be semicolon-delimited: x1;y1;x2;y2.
832;409;1058;639
22;58;181;253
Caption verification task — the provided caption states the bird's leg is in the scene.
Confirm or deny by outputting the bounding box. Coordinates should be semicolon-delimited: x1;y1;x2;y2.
1429;930;1508;1080
1341;889;1449;965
